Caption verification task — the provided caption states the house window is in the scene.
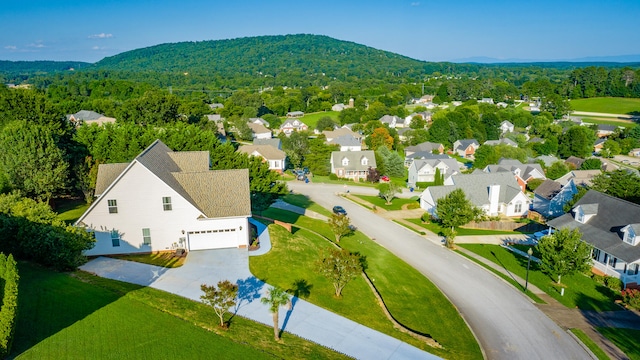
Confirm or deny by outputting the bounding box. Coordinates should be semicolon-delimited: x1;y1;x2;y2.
361;157;368;166
163;197;172;211
592;248;601;261
624;227;636;245
111;230;120;247
628;263;639;276
108;199;118;214
575;207;585;223
514;201;523;213
342;158;349;166
142;228;151;245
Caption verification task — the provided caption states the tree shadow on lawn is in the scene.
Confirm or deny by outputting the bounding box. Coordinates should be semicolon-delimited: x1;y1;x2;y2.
281;279;313;335
12;262;142;357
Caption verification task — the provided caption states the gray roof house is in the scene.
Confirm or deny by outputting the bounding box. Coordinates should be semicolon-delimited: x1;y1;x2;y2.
484;138;518;147
420;172;530;218
323;127;363;143
253;138;282;149
67;110;116;127
404;142;445;157
453;139;480;158
76;140;251;256
330;151;376;181
249;117;270;127
483;159;545;190
556;170;601;187
327;134;361;151
548;190;640;288
279;118;308;135
499;120;514;134
408;157;460;186
532;179;578;218
238;144;286;173
247;122;272;140
379;115;404;128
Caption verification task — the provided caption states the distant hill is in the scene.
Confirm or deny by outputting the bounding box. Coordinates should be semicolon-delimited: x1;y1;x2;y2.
0;60;91;75
452;54;640;65
91;34;457;85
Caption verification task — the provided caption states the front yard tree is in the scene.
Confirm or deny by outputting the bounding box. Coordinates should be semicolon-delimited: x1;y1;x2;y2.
537;228;592;285
200;280;239;328
435;188;482;248
260;286;290;341
317;248;366;297
378;182;400;205
328;213;353;242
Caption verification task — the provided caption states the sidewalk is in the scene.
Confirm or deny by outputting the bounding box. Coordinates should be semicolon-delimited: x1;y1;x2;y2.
456;246;638;360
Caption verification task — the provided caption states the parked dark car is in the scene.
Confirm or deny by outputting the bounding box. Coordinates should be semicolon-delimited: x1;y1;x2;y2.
332;205;347;215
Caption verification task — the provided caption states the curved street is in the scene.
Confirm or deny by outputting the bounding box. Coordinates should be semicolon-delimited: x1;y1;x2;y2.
287;182;590;359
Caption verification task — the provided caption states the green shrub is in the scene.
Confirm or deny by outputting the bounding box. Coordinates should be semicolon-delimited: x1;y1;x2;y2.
420;212;431;223
328;173;338;180
604;276;623;292
0;253;18;357
406;202;420;209
591;274;606;285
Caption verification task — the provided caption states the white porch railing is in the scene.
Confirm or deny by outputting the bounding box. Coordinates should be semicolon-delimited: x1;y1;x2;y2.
592;261;640;285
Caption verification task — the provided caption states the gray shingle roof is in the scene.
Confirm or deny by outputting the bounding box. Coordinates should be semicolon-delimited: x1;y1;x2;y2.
253;138;281;149
547;190;640;263
331;151;376;171
406;152;450;161
328;134;361;147
405;141;443;154
94;140;250;219
69;110;104;120
485;159;545;180
454;139;479;151
247;122;271;135
534;180;562;200
413;158;460;174
427;172;523;208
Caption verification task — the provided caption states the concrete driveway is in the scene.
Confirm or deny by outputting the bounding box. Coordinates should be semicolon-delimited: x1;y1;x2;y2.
80;247;439;360
288;181;591;360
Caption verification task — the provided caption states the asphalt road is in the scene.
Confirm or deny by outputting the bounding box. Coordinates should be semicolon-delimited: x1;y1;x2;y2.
288;182;590;360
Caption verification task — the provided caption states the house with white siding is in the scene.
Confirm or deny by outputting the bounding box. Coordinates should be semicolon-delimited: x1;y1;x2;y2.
76;140;251;256
238;144;287;173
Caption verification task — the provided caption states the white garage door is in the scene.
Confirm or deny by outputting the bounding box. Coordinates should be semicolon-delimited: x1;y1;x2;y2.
188;229;238;250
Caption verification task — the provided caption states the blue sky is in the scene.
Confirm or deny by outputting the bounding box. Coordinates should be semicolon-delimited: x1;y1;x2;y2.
1;0;639;63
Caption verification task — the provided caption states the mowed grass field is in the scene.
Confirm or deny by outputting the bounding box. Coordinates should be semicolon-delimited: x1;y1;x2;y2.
12;262;346;359
286;111;339;128
570;97;640;115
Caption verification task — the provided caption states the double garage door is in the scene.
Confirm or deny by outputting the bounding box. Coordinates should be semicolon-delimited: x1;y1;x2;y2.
187;228;238;251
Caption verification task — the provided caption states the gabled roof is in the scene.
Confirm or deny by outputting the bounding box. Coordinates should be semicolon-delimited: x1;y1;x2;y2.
534;179;562;200
405;141;443;154
249;117;269;127
280;119;307;128
331;150;376;171
379;115;402;124
323;127;361;141
87;140;250;220
484;138;517;147
254;138;282;149
500;120;514;127
565;156;585;169
453;139;479;150
68;110;104;120
425;172;524;208
406;152;451;161
556;170;601;187
328;134;361;147
238;144;286;160
548;190;640;263
247;122;271;135
484;159;545;180
413;158;460;174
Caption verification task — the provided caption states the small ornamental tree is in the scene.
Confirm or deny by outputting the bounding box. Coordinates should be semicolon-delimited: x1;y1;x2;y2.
316;248;366;297
200;280;239;328
260;286;290;341
328;213;352;242
366;166;381;183
435;188;482;248
378;182;400;205
537;228;592;285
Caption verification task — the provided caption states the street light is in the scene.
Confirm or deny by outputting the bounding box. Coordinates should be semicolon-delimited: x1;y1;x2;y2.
525;247;533;292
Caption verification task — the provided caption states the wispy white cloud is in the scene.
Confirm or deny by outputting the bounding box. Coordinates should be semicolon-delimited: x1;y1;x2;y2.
27;42;45;48
4;45;17;50
92;46;107;50
411;2;420;6
89;33;113;39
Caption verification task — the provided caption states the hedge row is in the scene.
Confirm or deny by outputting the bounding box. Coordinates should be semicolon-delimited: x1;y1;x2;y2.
0;253;18;358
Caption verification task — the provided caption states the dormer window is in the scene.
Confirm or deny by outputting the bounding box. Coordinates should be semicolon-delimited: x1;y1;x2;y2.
575;206;585;223
622;224;639;246
361;157;368;166
342;157;349;166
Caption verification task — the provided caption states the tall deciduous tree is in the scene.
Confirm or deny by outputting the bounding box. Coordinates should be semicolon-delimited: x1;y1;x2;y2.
260;286;290;341
0;122;69;202
200;280;239;328
546;161;570;180
367;127;394;150
328;213;352;242
375;146;404;177
558;126;596;158
591;169;640;204
435;188;482;248
316;248;365;297
537;228;592;285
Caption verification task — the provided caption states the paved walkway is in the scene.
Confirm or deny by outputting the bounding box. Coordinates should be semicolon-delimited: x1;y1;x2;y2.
79;223;439;360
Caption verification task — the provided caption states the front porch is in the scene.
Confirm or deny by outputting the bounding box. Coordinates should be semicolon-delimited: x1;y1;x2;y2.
591;253;640;288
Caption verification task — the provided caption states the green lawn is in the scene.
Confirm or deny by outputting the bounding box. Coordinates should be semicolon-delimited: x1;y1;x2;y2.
310;175;378;188
569;329;610;360
287;111;339;129
280;193;333;217
353;194;418;211
458;244;620;311
13;262;346;359
570;97;640;115
54;198;89;223
251;215;482;359
597;327;640;360
406;219;521;236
